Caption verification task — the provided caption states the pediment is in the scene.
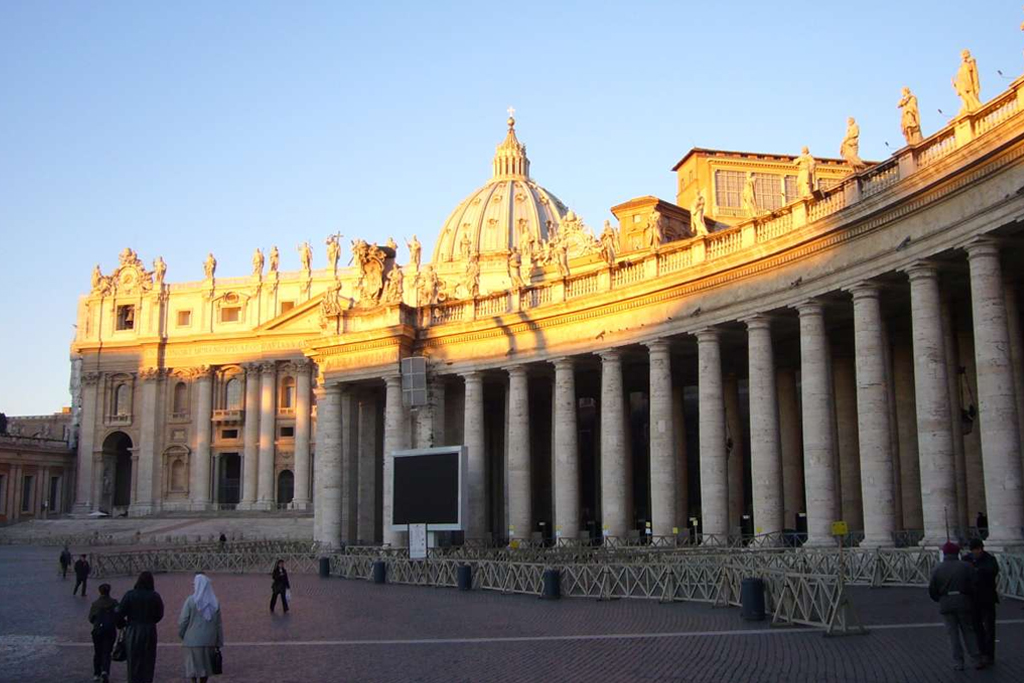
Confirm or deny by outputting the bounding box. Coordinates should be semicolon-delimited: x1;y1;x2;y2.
260;294;326;332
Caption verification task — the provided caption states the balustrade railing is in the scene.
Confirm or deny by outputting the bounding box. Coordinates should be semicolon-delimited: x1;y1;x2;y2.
566;273;599;298
974;90;1020;136
915;129;957;168
706;229;742;260
859;160;900;198
612;261;645;287
754;211;794;242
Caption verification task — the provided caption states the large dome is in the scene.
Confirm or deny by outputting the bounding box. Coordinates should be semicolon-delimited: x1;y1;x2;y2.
431;116;571;263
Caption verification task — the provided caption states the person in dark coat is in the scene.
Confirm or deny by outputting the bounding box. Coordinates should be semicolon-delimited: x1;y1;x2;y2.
116;571;164;683
73;554;91;596
965;538;1000;665
976;511;988;539
59;546;72;579
88;583;118;683
270;559;290;613
929;541;984;671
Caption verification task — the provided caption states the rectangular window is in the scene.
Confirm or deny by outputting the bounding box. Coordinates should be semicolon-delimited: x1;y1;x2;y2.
713;170;744;209
176;310;192;327
116;305;135;331
21;475;33;512
221;428;239;440
784;175;798;203
280;426;295;438
220;307;241;323
280;301;295;314
753;173;784;212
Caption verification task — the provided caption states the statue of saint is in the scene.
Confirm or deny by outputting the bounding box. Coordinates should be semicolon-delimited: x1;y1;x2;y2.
646;209;664;248
91;265;105;293
382;267;404;305
952;49;981;115
252;248;264;278
407;235;422;271
417;265;439;305
464;253;480;298
153;257;166;286
507;247;525;290
690;191;708;236
794;147;817;198
298;241;313;272
898;87;923;145
742;172;758;217
269;246;279;273
385;237;398;252
552;240;570;279
204;253;217;280
599;220;617;265
325;234;341;276
840;117;867;171
459;233;472;261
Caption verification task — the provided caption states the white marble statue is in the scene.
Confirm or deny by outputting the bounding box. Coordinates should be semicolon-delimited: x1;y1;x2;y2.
507;247;525;290
742;172;758;217
646;209;664;248
326;234;341;276
840;117;867;171
464;253;480;298
459;233;472;261
690;190;708;236
407;235;422;271
898;87;923;145
417;265;439;305
952;49;981;115
298;241;313;272
599;220;617;265
204;253;217;280
252;248;264;278
794;147;817;198
382;267;404;305
269;246;279;272
153;257;167;287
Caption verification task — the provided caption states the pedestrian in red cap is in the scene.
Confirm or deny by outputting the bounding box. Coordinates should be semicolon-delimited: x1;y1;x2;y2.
929;541;984;670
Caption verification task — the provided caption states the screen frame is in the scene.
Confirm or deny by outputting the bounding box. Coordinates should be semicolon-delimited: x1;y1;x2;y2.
389;445;466;532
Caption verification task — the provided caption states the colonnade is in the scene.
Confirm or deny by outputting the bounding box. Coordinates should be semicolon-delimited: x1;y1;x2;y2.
311;239;1024;548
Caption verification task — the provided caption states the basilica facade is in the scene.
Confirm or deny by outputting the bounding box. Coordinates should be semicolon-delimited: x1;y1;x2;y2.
71;67;1024;549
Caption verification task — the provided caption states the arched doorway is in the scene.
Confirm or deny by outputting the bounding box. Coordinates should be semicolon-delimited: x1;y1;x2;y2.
277;470;294;508
101;431;133;510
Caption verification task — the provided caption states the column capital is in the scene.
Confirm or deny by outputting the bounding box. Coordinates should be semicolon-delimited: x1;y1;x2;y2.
598;348;621;363
81;372;102;387
846;281;882;300
742;314;773;331
383;373;402;388
460;370;483;384
795;298;827;317
903;260;942;282
694;327;720;343
550;356;575;372
258;361;277;375
963;236;1001;260
643;339;672;355
505;364;529;378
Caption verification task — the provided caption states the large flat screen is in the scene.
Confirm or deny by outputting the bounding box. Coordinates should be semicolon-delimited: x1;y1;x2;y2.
392;447;463;529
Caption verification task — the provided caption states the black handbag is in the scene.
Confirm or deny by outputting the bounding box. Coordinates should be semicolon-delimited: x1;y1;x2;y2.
110;631;126;662
211;647;223;675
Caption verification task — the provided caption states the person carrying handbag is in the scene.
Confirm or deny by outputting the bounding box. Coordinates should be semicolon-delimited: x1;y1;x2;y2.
178;573;224;683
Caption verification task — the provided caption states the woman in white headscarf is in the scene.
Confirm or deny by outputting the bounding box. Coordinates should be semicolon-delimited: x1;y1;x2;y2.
177;573;224;683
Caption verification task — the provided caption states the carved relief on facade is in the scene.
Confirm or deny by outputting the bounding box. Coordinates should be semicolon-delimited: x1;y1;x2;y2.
91;248;157;298
351;239;388;307
556;210;600;259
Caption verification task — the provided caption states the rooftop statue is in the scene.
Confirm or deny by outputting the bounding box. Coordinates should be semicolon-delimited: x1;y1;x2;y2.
794;147;818;198
385;236;398;252
407;235;422;271
599;220;617;265
507;246;525;290
463;253;481;299
417;265;440;305
90;265;112;295
252;248;264;278
381;266;404;305
153;257;166;287
352;239;387;306
840;117;867;171
298;241;313;272
118;248;142;269
952;49;981;116
325;234;341;277
204;253;217;280
898;87;923;145
645;209;665;248
690;190;708;236
552;239;570;279
742;172;758;217
558;210;600;258
269;246;279;273
318;280;344;329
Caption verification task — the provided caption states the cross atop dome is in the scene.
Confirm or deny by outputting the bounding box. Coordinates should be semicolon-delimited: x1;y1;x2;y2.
493;107;529;179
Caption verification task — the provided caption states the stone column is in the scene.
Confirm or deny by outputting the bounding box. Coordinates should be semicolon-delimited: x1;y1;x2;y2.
906;263;958;545
646;341;677;538
292;360;313;510
256;363;277;510
891;335;923;531
506;366;532;540
697;329;728;540
132;369;160;515
833;354;862;530
314;382;342;547
600;350;629;538
850;284;897;547
966;239;1024;545
777;368;804;530
383;374;409;547
723;375;745;534
462;372;486;540
1004;276;1024;478
745;316;783;536
73;373;99;514
552;358;579;541
356;393;377;544
797;300;838;546
241;364;260;510
341;388;358;543
191;368;213;511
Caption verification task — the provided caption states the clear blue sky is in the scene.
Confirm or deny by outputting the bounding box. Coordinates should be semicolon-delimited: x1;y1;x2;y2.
1;1;1021;415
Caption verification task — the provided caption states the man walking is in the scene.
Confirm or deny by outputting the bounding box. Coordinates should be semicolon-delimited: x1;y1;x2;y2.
73;554;91;597
59;545;72;579
965;539;999;666
929;541;984;671
88;583;118;683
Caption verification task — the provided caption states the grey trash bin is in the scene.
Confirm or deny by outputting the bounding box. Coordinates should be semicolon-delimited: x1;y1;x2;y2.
541;569;560;600
319;557;330;578
457;564;472;591
372;560;387;584
740;577;765;620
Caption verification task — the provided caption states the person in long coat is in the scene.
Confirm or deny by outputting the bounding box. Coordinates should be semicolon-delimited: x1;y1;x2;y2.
178;573;224;683
270;559;290;613
116;571;164;683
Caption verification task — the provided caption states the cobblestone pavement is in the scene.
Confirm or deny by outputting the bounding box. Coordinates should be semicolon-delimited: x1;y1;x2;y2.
2;545;1023;682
